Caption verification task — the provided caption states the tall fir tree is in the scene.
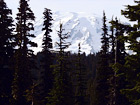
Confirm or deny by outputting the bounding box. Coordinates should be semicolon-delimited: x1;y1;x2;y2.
40;8;53;105
47;23;74;105
12;0;37;105
0;0;15;104
120;0;140;104
93;11;110;105
108;17;116;105
108;18;130;105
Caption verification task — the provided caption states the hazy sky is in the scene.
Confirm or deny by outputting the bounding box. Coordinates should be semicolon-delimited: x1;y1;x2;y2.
5;0;135;22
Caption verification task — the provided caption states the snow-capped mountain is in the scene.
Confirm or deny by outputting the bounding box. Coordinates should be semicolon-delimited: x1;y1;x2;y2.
32;11;104;55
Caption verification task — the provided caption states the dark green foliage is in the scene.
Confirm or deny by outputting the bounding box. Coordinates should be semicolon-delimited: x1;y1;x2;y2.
111;18;126;64
34;51;97;105
101;11;109;55
40;8;53;104
86;53;99;105
47;23;74;105
42;8;53;51
108;18;130;105
93;11;110;105
67;51;98;105
120;1;140;104
75;43;87;105
12;0;37;105
0;0;15;104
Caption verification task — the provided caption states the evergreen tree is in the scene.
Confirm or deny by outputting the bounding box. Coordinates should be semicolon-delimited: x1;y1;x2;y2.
108;17;116;105
47;23;74;105
108;18;130;105
93;11;110;105
101;11;109;54
120;1;140;104
0;0;15;104
42;8;53;51
75;43;87;105
40;8;53;105
12;0;37;105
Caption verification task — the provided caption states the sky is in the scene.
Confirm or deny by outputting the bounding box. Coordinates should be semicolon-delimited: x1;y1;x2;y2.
5;0;135;22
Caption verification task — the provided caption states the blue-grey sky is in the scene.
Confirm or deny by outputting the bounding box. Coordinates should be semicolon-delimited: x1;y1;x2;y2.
5;0;135;22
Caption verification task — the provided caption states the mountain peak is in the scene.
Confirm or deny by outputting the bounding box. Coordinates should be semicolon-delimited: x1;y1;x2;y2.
32;11;103;55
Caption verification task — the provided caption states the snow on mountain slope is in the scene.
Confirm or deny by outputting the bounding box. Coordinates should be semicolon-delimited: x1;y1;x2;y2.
32;11;104;55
